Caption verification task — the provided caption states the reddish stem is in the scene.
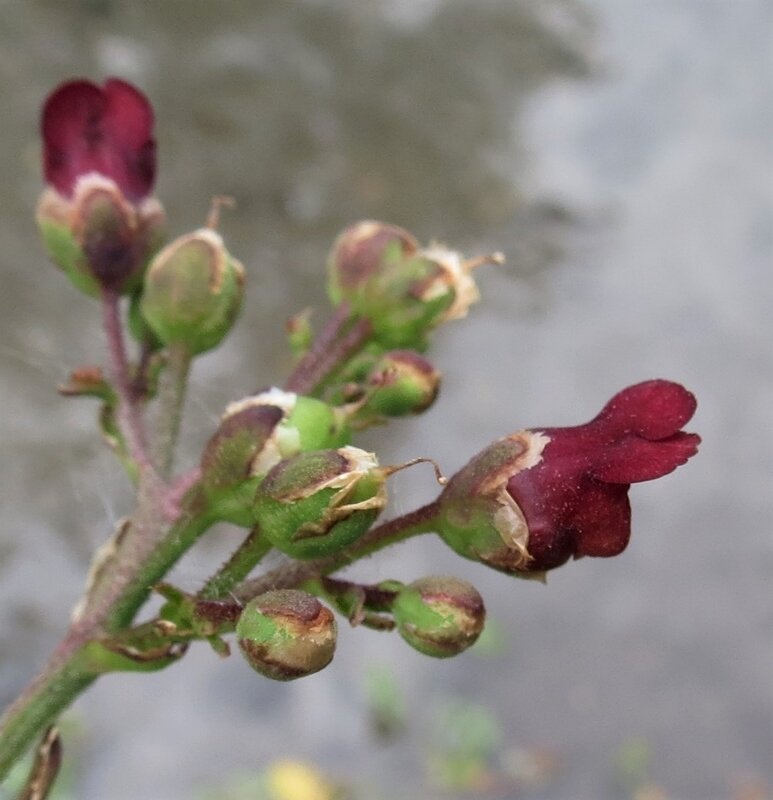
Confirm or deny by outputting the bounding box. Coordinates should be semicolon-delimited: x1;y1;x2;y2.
101;289;153;473
284;304;371;395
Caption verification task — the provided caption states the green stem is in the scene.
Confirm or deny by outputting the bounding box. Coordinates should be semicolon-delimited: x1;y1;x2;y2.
104;490;216;631
152;342;192;478
199;526;272;600
0;493;214;775
0;641;95;780
104;501;442;658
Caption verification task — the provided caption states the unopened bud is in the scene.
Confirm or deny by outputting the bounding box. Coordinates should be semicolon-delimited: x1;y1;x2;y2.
236;590;336;681
37;175;164;297
199;388;352;524
199;402;285;525
392;576;485;658
140;227;245;355
327;220;498;349
359;350;441;420
254;446;386;559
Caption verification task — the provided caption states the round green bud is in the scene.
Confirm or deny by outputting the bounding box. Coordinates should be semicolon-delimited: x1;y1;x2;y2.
236;590;336;681
361;350;441;418
36;175;165;297
222;388;351;472
392;576;485;658
254;446;386;559
140;227;244;355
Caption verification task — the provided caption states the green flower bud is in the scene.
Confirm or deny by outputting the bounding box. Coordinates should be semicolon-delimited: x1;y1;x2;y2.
199;402;285;526
236;590;336;681
326;220;500;350
435;432;549;579
36;175;165;297
199;388;352;525
140;227;245;355
357;350;441;420
254;446;386;559
392;576;485;658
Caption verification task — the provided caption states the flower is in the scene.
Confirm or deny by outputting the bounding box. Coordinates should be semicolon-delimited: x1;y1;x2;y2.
436;380;701;577
37;78;164;296
42;78;156;202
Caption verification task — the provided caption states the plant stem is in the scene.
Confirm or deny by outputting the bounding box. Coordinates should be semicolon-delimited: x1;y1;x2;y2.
284;305;372;395
152;342;192;478
199;526;272;600
0;491;215;776
101;289;153;473
0;638;95;780
103;491;216;630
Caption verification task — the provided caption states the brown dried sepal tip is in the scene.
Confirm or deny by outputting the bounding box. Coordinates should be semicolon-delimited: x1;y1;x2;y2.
58;365;111;398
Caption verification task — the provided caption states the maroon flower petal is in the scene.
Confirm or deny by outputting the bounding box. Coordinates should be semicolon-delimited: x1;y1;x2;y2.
571;480;631;558
592;431;701;484
42;78;156;202
593;379;698;440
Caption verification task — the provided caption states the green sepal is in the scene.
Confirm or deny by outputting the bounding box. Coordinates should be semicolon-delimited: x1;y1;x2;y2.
38;216;101;297
254;448;385;560
81;637;186;674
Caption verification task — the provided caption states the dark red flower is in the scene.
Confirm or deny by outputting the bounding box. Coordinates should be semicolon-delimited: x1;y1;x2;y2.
507;380;700;571
437;380;701;577
42;78;156;202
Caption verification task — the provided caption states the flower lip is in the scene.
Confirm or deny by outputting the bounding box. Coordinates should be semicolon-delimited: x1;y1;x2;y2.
42;77;156;202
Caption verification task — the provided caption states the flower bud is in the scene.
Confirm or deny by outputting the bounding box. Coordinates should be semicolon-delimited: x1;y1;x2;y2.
392;576;485;658
359;350;441;419
236;590;336;681
38;78;164;297
199;388;352;525
198;402;285;526
437;381;701;577
327;220;498;350
140;227;245;355
254;446;386;559
37;176;165;296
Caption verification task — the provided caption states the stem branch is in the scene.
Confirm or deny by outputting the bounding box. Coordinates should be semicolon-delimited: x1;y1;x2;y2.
284;305;371;395
101;289;152;473
235;500;440;602
152;342;192;478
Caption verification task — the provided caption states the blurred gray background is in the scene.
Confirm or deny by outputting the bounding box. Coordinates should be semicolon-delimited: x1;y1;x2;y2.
1;1;771;798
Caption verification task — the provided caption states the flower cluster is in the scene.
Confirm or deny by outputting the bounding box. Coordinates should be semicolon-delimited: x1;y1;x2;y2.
0;75;703;791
